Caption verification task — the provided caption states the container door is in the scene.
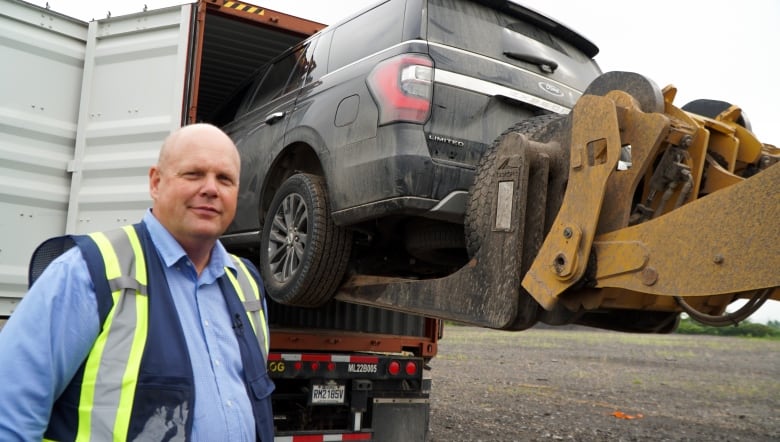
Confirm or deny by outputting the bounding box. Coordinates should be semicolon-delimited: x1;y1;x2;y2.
65;4;195;235
0;0;87;315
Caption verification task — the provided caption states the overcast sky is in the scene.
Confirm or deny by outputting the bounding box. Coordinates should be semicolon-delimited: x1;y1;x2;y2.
27;0;779;323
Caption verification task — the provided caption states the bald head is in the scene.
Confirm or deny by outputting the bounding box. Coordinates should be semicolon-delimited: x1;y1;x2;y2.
157;123;240;170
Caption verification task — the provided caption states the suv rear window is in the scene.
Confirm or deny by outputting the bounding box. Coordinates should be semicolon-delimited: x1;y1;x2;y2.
428;0;593;59
427;0;599;90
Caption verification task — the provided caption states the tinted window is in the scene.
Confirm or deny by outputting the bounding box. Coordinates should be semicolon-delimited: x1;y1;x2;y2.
285;39;318;93
247;45;307;110
307;31;332;83
328;0;405;72
426;0;600;90
428;0;598;60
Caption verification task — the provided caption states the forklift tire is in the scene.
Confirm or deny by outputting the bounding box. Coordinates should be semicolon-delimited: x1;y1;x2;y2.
464;114;567;331
681;99;752;131
259;173;351;307
465;114;564;257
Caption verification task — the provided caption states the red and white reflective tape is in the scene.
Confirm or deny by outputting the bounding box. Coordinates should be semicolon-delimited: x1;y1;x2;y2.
274;432;372;441
268;353;380;364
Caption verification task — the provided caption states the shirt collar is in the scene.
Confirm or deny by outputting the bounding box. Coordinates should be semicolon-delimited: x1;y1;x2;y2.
142;209;236;281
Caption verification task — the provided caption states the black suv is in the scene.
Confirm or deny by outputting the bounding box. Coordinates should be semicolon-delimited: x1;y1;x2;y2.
218;0;602;306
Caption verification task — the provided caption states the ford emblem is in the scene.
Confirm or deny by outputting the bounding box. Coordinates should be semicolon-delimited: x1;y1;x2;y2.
538;82;564;97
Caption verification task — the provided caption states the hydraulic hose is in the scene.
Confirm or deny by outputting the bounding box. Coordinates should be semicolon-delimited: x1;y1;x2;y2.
674;288;773;327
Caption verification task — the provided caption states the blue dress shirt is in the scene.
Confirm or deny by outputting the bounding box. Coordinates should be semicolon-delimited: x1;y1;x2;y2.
0;210;256;441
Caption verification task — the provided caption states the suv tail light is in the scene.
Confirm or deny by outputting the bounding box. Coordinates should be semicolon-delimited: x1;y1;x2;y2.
367;54;433;125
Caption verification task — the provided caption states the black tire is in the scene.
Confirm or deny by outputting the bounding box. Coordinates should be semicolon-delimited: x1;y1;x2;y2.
575;310;681;334
260;173;351;307
465;114;564;257
681;99;752;130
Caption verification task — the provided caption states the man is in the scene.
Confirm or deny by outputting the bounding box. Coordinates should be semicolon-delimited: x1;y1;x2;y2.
0;124;274;441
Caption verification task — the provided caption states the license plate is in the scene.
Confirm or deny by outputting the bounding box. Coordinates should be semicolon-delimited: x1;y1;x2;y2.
311;383;346;404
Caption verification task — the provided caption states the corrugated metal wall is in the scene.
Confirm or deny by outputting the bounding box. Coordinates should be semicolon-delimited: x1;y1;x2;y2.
268;299;427;337
65;4;193;235
0;0;88;313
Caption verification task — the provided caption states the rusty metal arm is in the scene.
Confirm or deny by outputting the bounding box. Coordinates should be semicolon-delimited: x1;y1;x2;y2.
522;87;779;311
591;163;779;298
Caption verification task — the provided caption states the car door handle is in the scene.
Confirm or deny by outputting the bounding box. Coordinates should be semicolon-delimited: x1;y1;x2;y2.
265;112;286;125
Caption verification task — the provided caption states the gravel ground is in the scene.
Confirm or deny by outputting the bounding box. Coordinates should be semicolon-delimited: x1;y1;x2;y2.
428;326;780;442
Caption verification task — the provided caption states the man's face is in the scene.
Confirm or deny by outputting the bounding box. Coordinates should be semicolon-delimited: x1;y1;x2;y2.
149;127;240;248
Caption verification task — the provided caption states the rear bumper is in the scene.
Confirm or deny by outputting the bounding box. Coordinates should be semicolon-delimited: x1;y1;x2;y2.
326;125;475;225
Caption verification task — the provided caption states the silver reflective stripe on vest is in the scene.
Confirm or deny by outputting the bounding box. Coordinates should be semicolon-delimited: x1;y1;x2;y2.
228;256;269;363
81;226;148;441
108;275;148;295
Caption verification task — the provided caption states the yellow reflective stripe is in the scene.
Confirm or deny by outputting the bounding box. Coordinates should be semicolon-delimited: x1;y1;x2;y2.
123;226;147;286
90;231;123;281
232;258;259;302
225;270;249;315
234;259;269;356
226;265;255;332
112;226;148;439
258;308;269;356
224;269;260;334
112;288;147;440
77;231;123;441
225;260;270;356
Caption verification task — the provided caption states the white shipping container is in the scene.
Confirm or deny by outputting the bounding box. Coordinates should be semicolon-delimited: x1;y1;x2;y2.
0;0;319;315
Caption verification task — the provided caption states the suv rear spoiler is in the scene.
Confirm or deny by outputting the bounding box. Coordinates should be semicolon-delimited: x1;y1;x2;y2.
479;0;600;58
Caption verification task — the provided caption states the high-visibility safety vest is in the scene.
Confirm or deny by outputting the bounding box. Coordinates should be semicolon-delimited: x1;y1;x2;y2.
29;222;275;442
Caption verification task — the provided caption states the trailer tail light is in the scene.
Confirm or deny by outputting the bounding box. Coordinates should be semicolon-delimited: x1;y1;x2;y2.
405;361;417;376
388;360;401;376
367;53;433;125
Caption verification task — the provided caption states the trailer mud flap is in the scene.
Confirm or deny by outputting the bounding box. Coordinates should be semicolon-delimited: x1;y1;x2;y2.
371;398;429;442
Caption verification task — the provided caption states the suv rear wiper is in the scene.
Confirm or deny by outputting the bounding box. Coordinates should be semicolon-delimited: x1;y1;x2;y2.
503;51;558;74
